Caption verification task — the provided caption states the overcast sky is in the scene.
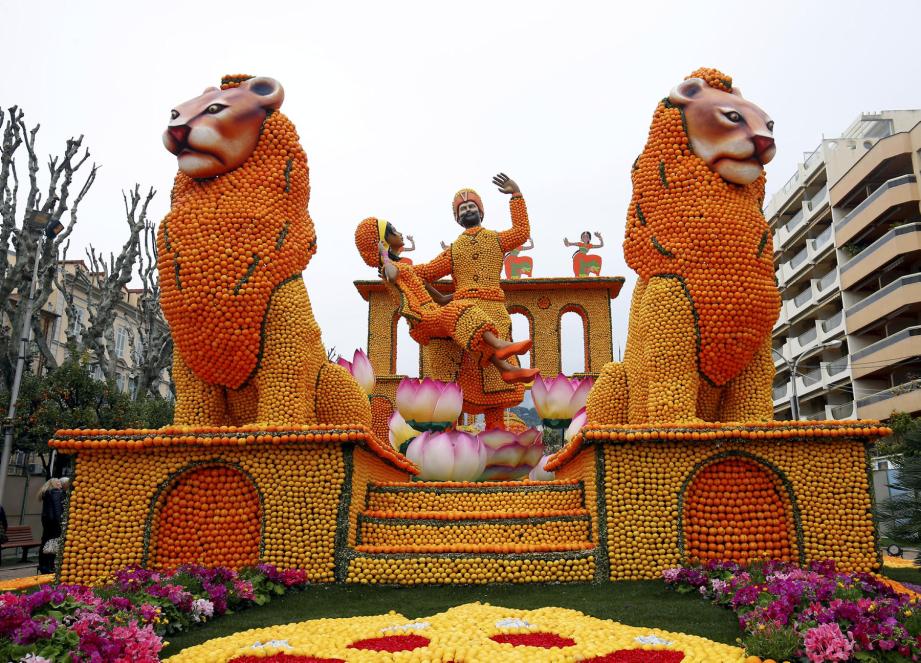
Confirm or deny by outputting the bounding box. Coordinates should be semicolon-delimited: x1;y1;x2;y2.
5;0;920;378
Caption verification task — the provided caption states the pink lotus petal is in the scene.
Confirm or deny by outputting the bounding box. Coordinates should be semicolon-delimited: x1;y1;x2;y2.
516;428;542;448
529;455;556;481
388;411;419;450
349;349;376;395
521;445;544;468
419;432;456;480
569;378;594;413
404;432;427;468
488;444;525;468
395;379;420;422
478;429;517;450
530;374;551;417
564;408;588;442
432;382;463;423
450;432;487;481
546;375;578;419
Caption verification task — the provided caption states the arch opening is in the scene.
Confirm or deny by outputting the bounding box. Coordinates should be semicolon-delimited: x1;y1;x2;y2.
394;314;420;377
509;309;534;369
681;456;797;564
149;464;262;570
559;306;588;375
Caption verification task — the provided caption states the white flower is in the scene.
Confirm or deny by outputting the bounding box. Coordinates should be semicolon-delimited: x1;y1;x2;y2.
250;639;292;649
495;617;536;629
190;597;214;622
635;634;673;646
19;655;53;663
381;621;431;632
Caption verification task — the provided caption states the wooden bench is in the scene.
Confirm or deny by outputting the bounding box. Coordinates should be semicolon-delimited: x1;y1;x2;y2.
1;526;42;564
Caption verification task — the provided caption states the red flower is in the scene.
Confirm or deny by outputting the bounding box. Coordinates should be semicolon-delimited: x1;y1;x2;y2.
489;632;576;648
347;634;430;652
582;649;685;662
228;655;345;663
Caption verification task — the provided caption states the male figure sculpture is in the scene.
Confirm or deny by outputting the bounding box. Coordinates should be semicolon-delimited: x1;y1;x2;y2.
412;173;531;429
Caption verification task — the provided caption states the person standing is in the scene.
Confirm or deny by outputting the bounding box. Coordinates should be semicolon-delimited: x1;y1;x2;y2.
37;479;64;573
412;173;531;430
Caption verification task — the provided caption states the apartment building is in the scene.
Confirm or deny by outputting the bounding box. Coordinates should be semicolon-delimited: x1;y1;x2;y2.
767;110;921;422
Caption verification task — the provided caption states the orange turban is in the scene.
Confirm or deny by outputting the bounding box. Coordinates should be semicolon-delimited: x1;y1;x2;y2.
355;217;388;268
452;188;484;221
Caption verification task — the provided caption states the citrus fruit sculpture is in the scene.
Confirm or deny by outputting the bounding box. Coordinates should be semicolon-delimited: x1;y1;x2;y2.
158;74;370;427
587;67;780;425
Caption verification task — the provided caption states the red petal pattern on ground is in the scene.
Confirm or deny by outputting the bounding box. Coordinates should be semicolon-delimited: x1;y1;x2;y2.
347;633;431;652
228;655;346;663
581;649;685;662
489;632;577;648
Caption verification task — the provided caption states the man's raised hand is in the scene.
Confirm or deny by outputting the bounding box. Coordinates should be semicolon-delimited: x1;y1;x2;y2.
492;172;520;196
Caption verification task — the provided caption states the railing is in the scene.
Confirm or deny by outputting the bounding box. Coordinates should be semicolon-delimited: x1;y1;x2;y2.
806;184;829;212
793;285;813;308
804;411;827;421
789;245;810;270
802;366;822;386
804;145;824;172
841;221;921;274
847;273;921;317
773;384;789;400
830;401;856;419
857;379;921;409
835;174;917;232
821;310;844;333
825;355;849;376
779;172;802;199
786;208;806;233
814;224;833;249
851;325;921;363
795;325;818;347
817;267;838;292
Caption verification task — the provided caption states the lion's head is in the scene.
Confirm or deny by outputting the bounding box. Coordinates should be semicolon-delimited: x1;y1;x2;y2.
163;76;285;178
668;77;775;186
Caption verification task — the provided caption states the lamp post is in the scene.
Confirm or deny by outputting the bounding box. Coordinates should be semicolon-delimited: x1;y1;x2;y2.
772;339;843;420
0;211;65;504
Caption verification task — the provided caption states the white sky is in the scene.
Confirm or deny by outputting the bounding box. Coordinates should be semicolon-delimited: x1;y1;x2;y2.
5;0;921;378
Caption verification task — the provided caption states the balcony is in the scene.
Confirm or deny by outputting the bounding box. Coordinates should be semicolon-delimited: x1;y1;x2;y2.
786;208;807;236
827;401;856;420
846;273;921;334
784;244;811;281
812;224;834;255
830;129;915;206
835;174;918;245
796;366;824;396
822;354;851;382
790;324;819;356
804;185;829;221
856;379;921;420
850;325;921;379
773;381;792;405
773;299;790;331
839;222;921;290
789;284;815;318
815;267;839;296
819;310;845;340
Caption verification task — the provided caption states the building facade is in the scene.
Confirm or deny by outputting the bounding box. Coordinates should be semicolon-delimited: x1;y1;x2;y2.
767;110;921;422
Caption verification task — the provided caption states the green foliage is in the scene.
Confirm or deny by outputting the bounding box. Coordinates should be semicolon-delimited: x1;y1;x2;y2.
876;414;921;550
0;352;173;466
739;624;799;661
876;411;921;456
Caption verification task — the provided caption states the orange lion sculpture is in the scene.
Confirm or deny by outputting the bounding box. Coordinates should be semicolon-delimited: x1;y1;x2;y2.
158;74;371;427
588;68;780;425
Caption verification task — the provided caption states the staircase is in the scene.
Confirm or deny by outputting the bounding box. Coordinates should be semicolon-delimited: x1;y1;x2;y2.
343;479;599;584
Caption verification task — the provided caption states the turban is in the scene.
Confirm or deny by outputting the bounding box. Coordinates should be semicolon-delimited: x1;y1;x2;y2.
452;188;484;221
355;217;389;268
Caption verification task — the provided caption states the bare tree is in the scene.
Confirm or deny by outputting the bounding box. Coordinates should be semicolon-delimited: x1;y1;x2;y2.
54;186;150;384
0;106;97;389
129;214;172;397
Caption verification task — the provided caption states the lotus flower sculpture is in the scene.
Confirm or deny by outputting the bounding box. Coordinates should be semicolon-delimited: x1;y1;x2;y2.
479;428;544;480
528;455;556;481
336;349;375;395
532;374;594;426
405;430;487;482
388;410;421;454
564;407;588;443
395;378;463;431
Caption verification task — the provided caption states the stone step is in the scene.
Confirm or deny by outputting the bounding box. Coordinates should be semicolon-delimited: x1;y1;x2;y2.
365;479;586;513
344;547;597;584
356;509;593;547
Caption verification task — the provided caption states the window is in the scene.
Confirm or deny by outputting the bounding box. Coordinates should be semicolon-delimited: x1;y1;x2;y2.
116;372;127;393
115;327;127;359
68;308;85;334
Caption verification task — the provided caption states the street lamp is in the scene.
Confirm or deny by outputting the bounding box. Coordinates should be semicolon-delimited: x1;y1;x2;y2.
772;339;843;420
0;211;65;504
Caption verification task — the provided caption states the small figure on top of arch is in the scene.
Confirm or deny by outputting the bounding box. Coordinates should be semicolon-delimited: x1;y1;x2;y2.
564;231;604;277
504;236;534;279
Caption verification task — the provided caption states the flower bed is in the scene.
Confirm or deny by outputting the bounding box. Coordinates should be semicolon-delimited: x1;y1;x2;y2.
165;602;747;661
664;559;921;662
0;564;309;662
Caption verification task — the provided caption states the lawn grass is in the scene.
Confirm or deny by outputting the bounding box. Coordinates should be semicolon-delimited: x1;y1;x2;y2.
161;580;741;656
160;568;921;657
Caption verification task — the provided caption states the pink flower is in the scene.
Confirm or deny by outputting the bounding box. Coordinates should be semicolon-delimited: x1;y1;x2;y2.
564;407;587;442
396;378;463;426
528;454;556;481
531;374;594;421
479;428;544;480
405;430;486;481
337;349;376;395
388;411;420;451
803;623;854;662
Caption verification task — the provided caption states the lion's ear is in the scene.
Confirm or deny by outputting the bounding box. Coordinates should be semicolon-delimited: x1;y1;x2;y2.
202;86;220;95
669;77;706;105
242;77;285;111
730;87;744;97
